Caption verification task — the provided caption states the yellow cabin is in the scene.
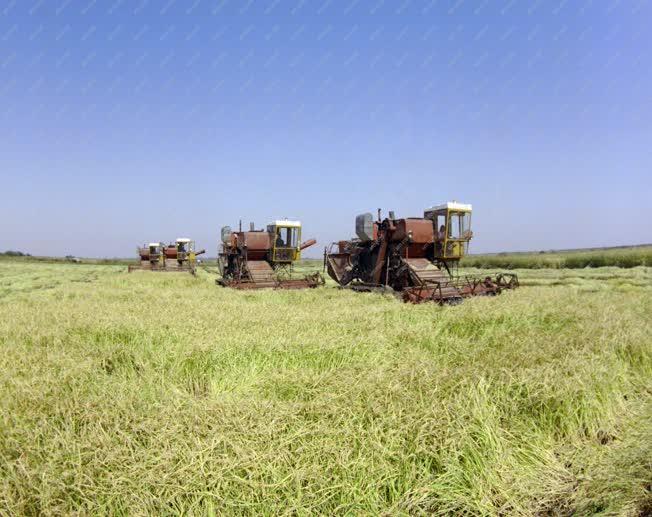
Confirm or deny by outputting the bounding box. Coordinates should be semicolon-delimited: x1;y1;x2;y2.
424;202;474;261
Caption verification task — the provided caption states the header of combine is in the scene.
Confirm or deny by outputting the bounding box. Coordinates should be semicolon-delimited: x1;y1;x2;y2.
325;202;517;304
217;220;322;289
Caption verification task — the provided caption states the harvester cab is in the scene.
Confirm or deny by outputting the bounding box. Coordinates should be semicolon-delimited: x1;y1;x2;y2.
424;202;473;266
267;220;301;263
175;238;195;266
175;239;206;269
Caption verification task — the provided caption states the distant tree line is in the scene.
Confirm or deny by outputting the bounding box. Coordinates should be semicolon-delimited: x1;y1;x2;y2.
1;250;31;256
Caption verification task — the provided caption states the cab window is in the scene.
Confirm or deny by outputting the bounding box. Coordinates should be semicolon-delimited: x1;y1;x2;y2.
275;227;298;248
436;214;447;239
449;214;461;238
448;212;471;239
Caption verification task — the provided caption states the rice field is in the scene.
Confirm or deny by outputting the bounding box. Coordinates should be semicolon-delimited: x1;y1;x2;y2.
461;245;652;269
0;260;650;515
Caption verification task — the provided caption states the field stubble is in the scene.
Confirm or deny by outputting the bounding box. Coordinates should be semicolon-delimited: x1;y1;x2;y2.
0;261;650;515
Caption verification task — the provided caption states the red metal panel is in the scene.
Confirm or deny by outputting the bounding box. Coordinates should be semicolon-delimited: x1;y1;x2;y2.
391;219;434;244
240;231;271;251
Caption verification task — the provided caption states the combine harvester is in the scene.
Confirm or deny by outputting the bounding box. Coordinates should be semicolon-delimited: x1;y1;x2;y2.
129;238;205;274
325;202;518;304
217;220;323;289
132;242;166;270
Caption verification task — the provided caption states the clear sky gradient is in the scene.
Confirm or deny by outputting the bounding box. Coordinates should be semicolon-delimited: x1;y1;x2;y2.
1;0;650;257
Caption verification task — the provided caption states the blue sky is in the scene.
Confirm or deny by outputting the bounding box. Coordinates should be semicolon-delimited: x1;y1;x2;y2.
1;0;650;257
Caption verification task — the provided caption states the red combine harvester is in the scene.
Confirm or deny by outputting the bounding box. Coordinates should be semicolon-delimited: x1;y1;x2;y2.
217;220;323;289
325;202;518;304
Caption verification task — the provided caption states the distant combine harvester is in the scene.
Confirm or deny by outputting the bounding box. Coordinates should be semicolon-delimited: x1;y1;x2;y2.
128;238;205;275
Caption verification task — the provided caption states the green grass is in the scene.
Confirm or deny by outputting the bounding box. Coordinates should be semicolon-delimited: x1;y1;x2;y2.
461;245;652;269
0;261;650;515
0;254;138;266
